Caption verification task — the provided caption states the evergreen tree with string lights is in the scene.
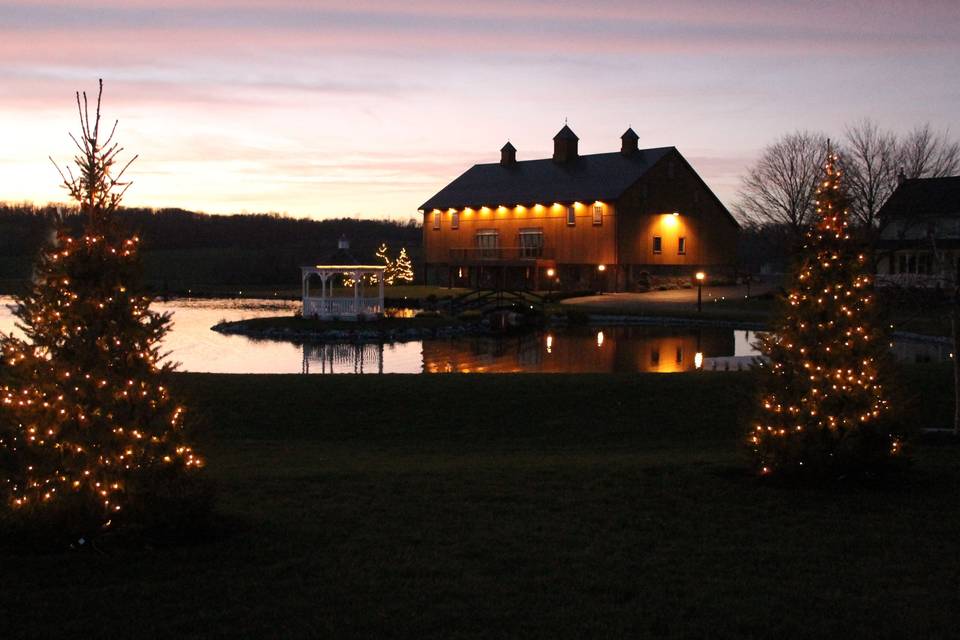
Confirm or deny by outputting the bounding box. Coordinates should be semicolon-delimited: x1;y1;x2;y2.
0;81;207;542
393;247;414;284
748;144;903;477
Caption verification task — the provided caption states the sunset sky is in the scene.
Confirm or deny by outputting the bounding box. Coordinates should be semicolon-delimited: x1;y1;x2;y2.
2;0;958;221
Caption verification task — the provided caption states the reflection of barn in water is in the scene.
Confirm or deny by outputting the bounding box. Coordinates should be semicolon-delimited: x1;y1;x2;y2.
422;326;736;374
302;342;385;374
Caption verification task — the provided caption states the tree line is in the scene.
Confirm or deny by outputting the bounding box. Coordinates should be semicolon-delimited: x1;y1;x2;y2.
737;121;959;232
0;204;422;290
735;121;959;271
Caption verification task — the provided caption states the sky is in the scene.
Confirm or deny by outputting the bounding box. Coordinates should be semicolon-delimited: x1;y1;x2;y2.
1;0;958;221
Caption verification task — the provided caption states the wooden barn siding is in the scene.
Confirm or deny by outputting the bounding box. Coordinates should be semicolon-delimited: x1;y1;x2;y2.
424;201;617;265
617;151;738;268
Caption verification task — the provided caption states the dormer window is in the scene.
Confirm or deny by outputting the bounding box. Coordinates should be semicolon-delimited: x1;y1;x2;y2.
566;205;576;226
593;203;603;226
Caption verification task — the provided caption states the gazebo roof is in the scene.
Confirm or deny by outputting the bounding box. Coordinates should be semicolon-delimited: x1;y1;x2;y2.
301;264;386;272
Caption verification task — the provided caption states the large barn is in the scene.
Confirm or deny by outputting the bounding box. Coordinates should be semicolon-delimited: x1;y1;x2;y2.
419;125;739;291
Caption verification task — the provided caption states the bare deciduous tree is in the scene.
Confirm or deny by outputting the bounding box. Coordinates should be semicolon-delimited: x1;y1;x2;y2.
899;123;960;179
734;131;828;236
842;119;899;230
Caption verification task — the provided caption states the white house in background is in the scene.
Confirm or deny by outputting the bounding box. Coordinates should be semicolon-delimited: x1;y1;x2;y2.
301;237;385;320
876;175;960;287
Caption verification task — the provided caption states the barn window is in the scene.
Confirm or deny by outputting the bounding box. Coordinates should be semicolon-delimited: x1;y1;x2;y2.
518;228;544;258
432;210;440;230
653;236;662;254
593;203;603;225
450;210;459;229
476;229;499;258
566;205;576;226
678;237;686;255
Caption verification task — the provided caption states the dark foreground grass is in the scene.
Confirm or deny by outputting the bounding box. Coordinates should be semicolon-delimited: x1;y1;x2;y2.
2;368;957;639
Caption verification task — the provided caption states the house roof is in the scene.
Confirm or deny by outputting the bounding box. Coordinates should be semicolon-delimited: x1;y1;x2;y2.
879;176;960;219
420;147;674;211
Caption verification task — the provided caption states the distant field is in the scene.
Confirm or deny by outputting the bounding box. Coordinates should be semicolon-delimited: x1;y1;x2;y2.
1;367;957;638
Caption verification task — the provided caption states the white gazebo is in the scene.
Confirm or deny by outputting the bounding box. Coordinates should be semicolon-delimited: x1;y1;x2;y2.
301;237;386;320
300;264;386;320
301;265;385;319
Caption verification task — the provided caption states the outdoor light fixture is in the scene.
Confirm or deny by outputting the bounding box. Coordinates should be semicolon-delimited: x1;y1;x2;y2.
597;264;606;272
546;334;554;354
695;352;703;369
596;331;605;347
546;268;556;278
695;271;706;312
672;211;680;216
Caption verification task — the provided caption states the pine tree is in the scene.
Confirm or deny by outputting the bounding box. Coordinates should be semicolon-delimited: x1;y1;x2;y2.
749;146;902;477
393;248;414;284
0;81;205;540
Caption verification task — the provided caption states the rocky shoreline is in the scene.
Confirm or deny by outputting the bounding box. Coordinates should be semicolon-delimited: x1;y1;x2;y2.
212;314;951;347
211;319;488;343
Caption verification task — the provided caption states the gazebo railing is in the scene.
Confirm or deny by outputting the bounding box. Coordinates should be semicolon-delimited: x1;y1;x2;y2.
303;296;384;318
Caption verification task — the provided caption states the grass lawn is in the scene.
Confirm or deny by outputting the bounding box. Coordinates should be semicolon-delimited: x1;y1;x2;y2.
2;367;958;638
564;293;953;339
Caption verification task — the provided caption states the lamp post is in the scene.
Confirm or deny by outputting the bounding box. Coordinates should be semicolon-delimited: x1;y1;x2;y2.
546;267;556;299
597;264;606;294
695;271;706;312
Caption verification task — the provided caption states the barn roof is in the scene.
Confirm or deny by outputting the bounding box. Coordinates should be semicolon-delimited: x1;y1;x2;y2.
420;147;674;211
879;176;960;219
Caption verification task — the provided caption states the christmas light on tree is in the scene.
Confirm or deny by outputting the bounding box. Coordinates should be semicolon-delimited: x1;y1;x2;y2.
393;248;414;284
749;145;902;476
376;243;396;285
0;81;206;539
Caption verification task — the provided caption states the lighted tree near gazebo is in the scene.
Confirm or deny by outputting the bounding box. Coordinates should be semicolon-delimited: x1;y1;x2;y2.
749;146;903;476
0;81;207;540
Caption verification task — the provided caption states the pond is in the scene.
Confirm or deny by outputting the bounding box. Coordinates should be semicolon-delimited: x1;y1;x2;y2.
0;296;952;374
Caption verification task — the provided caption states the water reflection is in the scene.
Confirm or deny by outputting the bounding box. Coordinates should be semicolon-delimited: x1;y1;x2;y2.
0;297;952;375
422;326;739;374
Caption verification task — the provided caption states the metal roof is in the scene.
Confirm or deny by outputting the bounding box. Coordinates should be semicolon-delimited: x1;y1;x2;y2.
420;147;674;211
